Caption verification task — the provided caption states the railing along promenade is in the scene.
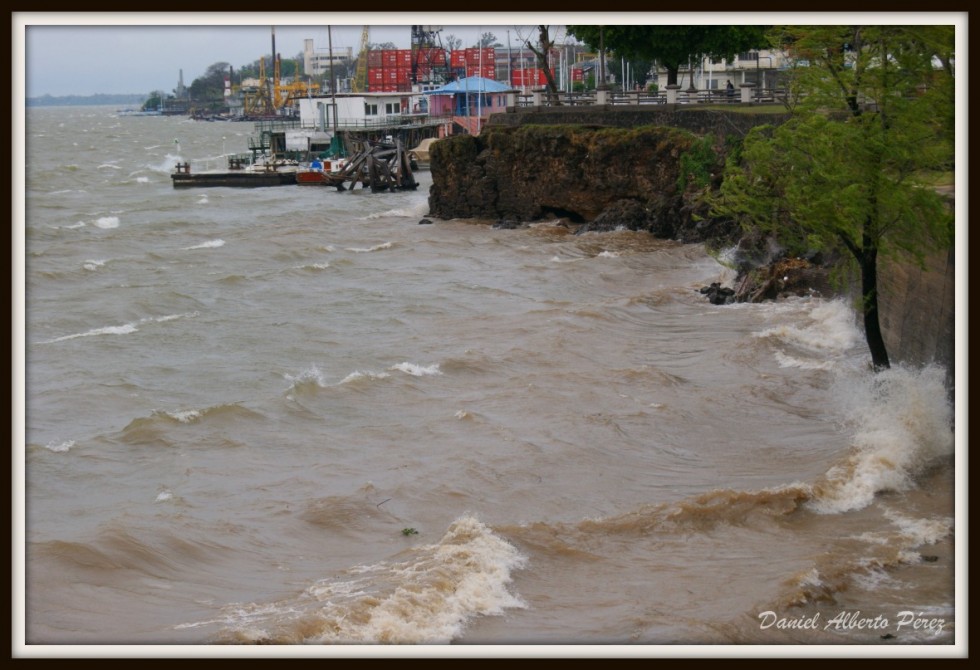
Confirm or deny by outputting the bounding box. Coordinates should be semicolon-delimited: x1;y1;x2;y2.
512;84;787;108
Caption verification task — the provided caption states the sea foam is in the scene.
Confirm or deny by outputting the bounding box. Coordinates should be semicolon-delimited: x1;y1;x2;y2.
809;364;954;514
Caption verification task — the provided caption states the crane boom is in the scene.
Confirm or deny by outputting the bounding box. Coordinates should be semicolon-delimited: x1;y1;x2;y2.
353;26;370;93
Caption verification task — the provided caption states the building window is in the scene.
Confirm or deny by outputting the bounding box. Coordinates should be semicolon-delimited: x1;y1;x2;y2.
385;102;401;114
738;51;759;62
365;103;378;116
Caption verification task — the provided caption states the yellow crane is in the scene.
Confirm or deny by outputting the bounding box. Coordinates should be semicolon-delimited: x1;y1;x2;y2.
352;26;370;93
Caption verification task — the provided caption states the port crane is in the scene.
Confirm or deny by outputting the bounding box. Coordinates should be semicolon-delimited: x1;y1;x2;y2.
352;26;370;93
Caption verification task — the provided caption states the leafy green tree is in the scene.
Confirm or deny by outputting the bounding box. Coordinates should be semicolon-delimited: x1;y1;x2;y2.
142;90;166;111
567;25;768;87
188;61;231;102
712;25;955;370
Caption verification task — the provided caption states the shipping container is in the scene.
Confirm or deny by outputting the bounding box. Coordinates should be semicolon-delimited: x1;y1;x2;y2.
367;50;382;68
465;47;495;66
450;50;466;68
466;64;496;79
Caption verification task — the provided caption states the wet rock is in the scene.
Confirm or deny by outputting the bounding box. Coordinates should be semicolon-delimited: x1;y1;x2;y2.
699;282;736;305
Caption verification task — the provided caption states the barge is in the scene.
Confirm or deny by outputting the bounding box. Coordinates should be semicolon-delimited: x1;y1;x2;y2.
171;157;299;188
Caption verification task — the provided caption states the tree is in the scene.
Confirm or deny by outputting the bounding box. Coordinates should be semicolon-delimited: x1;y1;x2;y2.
712;25;955;370
142;89;166;111
188;61;231;102
525;25;562;105
476;32;501;48
567;25;768;87
443;33;463;52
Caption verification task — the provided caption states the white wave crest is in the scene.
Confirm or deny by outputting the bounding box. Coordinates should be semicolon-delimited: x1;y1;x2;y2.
390;362;442;376
94;216;120;229
196;514;527;644
285;365;328;389
346;242;393;253
166;410;202;423
41;312;195;344
339;370;391;384
82;259;107;271
756;299;863;354
809;364;954;514
360;200;430;220
185;239;225;250
43;440;75;453
44;323;138;343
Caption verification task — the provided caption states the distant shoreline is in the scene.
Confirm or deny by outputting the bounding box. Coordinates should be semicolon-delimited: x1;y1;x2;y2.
26;93;147;107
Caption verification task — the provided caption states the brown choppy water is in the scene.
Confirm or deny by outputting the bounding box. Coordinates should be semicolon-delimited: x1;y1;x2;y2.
18;106;961;657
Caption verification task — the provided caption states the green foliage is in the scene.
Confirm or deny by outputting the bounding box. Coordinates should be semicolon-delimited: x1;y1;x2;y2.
711;24;955;368
678;135;718;191
401;527;419;536
567;26;768;85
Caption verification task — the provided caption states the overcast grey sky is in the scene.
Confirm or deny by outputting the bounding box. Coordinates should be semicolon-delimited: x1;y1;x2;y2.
17;13;591;97
17;12;956;98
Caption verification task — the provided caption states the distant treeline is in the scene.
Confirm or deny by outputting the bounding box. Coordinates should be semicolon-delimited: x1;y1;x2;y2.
27;93;147;107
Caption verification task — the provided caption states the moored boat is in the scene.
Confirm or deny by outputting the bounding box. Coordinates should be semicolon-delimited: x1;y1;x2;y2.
295;157;349;187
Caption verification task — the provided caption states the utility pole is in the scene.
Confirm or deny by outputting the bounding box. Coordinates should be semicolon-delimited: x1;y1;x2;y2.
328;26;337;133
597;26;607;91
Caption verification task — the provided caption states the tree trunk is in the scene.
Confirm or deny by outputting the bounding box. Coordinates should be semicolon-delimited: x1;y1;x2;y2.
860;232;891;371
528;26;562;105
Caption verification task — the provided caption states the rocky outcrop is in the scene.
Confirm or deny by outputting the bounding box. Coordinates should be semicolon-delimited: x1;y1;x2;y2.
428;124;739;248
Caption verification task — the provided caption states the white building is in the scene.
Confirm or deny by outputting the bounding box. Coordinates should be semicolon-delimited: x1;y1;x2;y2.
303;39;353;77
296;92;424;132
649;48;790;92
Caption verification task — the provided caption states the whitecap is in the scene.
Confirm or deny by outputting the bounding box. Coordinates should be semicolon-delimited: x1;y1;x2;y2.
755;298;862;354
82;259;106;271
94;216;120;229
390;362;442;376
809;364;954;514
43;323;138;343
345;242;393;253
339;370;390;384
167;410;202;423
43;440;75;453
184;239;225;250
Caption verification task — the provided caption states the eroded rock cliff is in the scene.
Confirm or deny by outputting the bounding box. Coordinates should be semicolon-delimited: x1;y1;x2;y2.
427;124;736;246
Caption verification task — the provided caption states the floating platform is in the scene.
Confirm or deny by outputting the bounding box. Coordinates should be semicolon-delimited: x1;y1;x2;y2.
171;161;297;188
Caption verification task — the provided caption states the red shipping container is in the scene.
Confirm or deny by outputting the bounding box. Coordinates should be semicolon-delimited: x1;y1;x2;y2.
367;50;382;68
571;68;584;82
382;49;398;66
397;49;412;67
396;68;411;84
450;50;466;68
368;68;384;83
385;69;399;83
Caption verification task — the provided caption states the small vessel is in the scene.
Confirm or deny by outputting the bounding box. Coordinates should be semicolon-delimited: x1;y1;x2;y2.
295;157;349;187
